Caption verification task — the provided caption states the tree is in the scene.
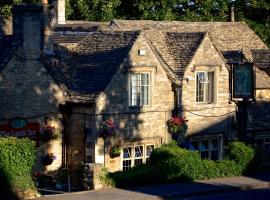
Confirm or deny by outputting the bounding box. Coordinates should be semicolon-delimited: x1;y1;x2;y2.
0;0;39;16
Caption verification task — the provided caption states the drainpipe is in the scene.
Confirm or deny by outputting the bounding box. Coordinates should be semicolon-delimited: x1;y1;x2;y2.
230;3;235;22
175;79;182;117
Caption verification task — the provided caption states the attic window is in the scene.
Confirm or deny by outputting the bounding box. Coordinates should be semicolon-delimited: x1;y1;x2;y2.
138;50;146;56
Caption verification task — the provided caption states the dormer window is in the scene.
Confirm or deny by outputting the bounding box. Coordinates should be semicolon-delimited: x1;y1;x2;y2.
129;73;150;107
196;71;215;103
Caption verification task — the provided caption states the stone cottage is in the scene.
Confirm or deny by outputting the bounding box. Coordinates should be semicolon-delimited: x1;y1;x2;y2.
0;0;270;182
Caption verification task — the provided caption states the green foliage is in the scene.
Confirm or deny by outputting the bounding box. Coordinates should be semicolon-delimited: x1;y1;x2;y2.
1;0;269;47
106;164;163;188
225;141;256;172
0;137;36;192
104;141;256;188
66;0;121;21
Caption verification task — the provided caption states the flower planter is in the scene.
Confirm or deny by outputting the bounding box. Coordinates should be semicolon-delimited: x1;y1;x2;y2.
99;119;117;138
167;116;188;144
40;126;60;143
110;146;121;158
42;153;56;166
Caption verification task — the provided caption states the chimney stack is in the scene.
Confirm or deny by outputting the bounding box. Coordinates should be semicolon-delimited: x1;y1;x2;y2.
57;0;65;24
13;3;56;59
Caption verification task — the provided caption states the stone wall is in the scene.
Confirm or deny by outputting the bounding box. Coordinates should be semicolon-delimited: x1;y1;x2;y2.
94;34;175;171
182;34;236;136
256;89;270;100
0;46;65;172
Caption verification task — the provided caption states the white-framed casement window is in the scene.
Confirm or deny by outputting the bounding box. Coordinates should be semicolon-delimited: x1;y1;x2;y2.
129;73;150;107
196;71;215;103
190;137;221;160
122;144;154;171
146;144;154;161
122;147;132;171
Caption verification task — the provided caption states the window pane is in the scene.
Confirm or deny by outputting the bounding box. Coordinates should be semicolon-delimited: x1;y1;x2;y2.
130;73;150;106
200;140;209;151
123;160;132;171
135;146;143;158
211;150;219;161
141;74;149;85
211;139;218;150
134;159;143;166
191;141;199;150
196;72;205;102
146;145;154;157
123;147;132;159
207;72;214;103
130;74;138;106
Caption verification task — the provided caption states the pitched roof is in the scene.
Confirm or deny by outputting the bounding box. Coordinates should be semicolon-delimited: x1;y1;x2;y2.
109;20;267;51
166;32;205;76
252;49;270;69
45;31;140;102
144;31;205;78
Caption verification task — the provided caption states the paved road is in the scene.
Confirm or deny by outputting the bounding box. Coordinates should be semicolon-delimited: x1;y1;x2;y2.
37;188;164;200
179;188;270;200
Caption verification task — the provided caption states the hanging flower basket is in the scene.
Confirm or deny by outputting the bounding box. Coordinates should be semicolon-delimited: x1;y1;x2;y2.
99;119;116;138
110;145;121;158
40;126;60;143
42;153;56;166
167;116;188;136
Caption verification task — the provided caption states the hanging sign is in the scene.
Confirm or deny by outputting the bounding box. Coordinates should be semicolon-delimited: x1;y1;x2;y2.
232;63;254;101
0;118;40;146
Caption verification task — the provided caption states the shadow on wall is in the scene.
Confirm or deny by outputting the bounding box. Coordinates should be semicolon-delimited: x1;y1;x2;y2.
0;42;65;172
0;17;4;35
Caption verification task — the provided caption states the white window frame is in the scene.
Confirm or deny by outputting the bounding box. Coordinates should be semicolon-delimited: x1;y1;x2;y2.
190;137;222;160
129;73;151;107
196;71;215;104
122;146;133;171
121;144;155;171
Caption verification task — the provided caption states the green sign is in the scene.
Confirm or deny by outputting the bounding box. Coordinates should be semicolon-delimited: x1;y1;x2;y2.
232;63;254;100
10;118;28;129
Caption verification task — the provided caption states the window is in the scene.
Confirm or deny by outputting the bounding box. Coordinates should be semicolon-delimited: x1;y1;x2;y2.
129;73;150;107
122;144;154;171
146;145;154;161
134;146;144;166
123;147;132;171
196;71;215;103
190;138;221;160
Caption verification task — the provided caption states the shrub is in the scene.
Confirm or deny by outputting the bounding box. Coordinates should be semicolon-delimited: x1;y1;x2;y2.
225;141;256;173
107;164;163;188
0;137;36;193
105;141;256;188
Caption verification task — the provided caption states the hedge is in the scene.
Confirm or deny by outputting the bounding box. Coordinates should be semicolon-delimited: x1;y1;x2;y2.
104;141;255;188
0;137;36;192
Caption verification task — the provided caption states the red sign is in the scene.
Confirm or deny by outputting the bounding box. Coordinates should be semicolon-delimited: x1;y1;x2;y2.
0;119;40;146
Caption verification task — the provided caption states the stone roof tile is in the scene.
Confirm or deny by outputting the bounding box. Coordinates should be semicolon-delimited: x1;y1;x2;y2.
45;31;140;102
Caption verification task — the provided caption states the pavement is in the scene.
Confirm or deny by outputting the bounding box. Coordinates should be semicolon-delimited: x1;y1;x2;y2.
36;174;270;200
